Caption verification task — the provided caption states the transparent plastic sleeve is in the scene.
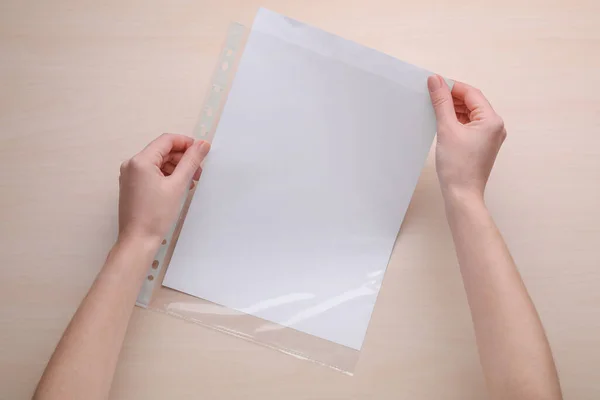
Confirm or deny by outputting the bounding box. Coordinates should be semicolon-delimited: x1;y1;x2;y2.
136;22;361;375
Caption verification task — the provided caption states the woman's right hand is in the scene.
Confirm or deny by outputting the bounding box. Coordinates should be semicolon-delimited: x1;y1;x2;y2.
118;134;211;245
427;75;507;203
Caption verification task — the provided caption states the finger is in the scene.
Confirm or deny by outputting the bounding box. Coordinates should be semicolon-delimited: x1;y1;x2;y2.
162;148;204;179
456;113;471;125
164;151;185;165
192;166;202;181
451;82;495;121
454;104;469;114
161;162;177;176
140;133;194;166
427;75;457;125
172;140;211;184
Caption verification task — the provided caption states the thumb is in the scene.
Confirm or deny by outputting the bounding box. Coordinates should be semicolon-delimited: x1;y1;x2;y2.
427;75;457;125
172;140;211;184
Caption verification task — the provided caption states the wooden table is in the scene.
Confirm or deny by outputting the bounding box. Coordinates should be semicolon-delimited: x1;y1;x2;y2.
1;1;599;399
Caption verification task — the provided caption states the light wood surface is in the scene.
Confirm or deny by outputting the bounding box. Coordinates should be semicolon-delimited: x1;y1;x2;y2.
1;1;599;399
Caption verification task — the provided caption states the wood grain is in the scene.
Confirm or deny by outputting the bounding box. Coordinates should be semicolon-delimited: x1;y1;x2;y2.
0;1;598;399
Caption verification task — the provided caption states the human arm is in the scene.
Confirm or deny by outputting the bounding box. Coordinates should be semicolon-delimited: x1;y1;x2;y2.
427;76;562;400
33;134;210;400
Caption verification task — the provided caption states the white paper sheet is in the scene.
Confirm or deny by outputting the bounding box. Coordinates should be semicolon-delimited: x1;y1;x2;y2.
163;8;442;350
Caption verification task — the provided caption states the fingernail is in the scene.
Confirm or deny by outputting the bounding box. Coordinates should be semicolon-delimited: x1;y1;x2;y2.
427;75;442;92
198;141;211;155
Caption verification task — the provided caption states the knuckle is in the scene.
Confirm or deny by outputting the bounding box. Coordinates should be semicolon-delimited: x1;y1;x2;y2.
129;155;145;169
469;108;485;121
156;132;173;144
431;95;449;108
490;115;505;132
119;160;129;173
160;132;176;141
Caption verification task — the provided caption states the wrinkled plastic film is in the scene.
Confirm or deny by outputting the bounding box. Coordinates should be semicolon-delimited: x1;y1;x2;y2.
137;22;361;374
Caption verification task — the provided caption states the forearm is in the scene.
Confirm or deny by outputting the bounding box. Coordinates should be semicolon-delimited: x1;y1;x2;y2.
34;235;159;400
445;192;561;400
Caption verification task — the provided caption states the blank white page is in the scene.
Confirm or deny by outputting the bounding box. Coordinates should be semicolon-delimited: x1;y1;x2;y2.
163;8;441;350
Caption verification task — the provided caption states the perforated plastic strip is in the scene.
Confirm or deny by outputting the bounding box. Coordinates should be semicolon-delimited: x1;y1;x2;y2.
136;23;247;307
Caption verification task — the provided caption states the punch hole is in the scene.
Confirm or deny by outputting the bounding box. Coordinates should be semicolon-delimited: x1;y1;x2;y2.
152;260;159;269
206;107;213;117
213;84;221;93
161;239;167;245
221;61;229;71
147;275;154;281
200;124;207;137
226;49;233;56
